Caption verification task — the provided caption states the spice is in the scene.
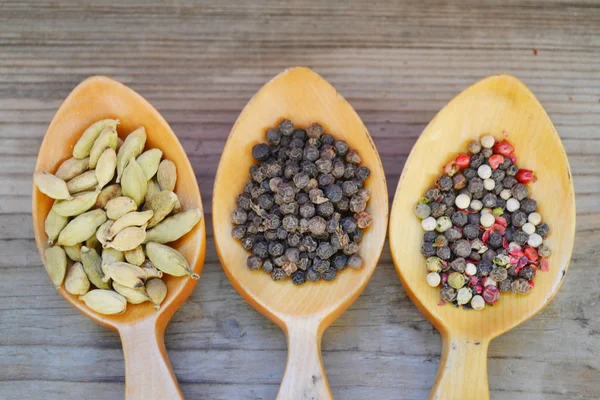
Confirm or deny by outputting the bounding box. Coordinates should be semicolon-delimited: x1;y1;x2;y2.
413;134;551;310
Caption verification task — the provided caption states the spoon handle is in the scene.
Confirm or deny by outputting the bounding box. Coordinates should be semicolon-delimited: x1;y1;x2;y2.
430;336;490;400
277;319;332;400
119;318;183;400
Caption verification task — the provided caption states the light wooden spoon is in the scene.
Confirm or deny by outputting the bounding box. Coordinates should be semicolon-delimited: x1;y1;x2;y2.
389;74;576;400
213;67;388;399
32;76;206;400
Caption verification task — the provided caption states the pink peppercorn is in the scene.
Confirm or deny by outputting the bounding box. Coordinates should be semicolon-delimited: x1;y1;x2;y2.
440;272;449;285
489;154;504;169
482;285;500;304
456;154;471;168
493;139;514;156
516;169;534;184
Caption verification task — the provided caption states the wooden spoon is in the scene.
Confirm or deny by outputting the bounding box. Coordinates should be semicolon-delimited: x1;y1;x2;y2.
389;74;576;400
32;76;206;400
213;67;388;399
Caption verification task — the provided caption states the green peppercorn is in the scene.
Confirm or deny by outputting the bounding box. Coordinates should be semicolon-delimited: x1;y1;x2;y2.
426;256;443;273
448;272;465;289
414;202;431;219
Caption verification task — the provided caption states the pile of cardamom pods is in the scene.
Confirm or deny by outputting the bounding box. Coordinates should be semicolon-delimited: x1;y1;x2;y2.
35;119;202;315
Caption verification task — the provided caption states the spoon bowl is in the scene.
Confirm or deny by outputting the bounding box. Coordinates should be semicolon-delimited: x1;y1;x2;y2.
213;67;388;399
389;74;575;399
32;76;206;400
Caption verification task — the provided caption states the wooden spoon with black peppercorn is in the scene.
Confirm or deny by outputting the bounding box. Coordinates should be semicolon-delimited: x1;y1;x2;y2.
389;75;575;400
32;76;206;399
213;67;388;399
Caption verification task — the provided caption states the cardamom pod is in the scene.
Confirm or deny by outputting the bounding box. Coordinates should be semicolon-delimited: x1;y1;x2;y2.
171;195;182;215
141;259;163;279
64;243;82;262
143;190;177;228
136;148;163;181
121;158;148;206
144;208;202;244
45;208;68;245
102;261;146;288
105;196;137;220
95;184;121;209
65;262;90;295
81;245;111;289
145;179;160;203
52;190;100;217
89;126;118;168
112;281;151;304
58;209;107;246
157;159;177;191
116;127;146;182
86;233;101;253
67;170;98;194
146;242;199;278
116;137;124;152
55;157;89;181
124;245;145;266
34;171;72;200
108;210;153;239
96;220;114;248
102;247;124;266
95;148;117;190
108;225;147;251
44;246;67;288
73;119;119;159
145;278;167;309
80;289;127;315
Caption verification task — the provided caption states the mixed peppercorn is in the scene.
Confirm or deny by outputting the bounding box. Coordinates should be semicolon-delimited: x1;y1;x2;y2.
232;119;372;284
415;135;551;310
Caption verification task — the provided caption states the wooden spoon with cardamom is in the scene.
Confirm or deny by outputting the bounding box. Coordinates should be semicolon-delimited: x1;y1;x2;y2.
213;67;388;399
32;76;206;399
389;74;576;400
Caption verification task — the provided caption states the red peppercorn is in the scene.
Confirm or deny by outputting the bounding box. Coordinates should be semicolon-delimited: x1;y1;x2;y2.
508;154;517;163
440;272;449;285
475;284;483;294
482;285;500;304
455;154;471;168
516;169;534;183
540;257;550;272
489;154;505;170
509;254;520;265
493;139;514;156
528;280;535;289
524;246;539;261
495;216;508;227
469;276;479;286
502;237;509;248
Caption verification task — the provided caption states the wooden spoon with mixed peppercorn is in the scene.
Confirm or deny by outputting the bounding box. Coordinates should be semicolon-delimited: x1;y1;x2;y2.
213;67;388;399
389;74;575;400
32;76;206;400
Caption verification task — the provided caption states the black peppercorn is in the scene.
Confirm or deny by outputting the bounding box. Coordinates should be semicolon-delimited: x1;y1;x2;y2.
463;224;480;240
317;173;335;187
236;194;252;210
306;268;320;282
351;228;363;243
313;258;330;273
424;231;437;242
252;144;270;162
336;196;350;211
482;193;497;208
306;123;324;139
450;257;466;272
443;193;456;208
253;242;269;259
292;128;306;141
502;176;517;189
268;241;285;257
271;268;287;281
496;198;506;209
331;160;345;178
322;268;337;281
468;177;484;193
466;212;480;226
440;286;457;302
511;183;529;201
354;212;372;229
452;240;471;258
498;157;512;170
499;278;513;292
247;255;262;270
519;266;536;281
287;232;302;248
345;150;361;164
436;246;451;260
437;175;453;191
482;249;497;262
470;153;485;168
512;211;527;228
266;128;281;146
478;260;493;277
317;202;335;217
536;222;550;237
232;225;247;239
316;243;335;260
262;259;274;273
429;202;446;218
333;140;348;156
241;236;255;250
488;232;503;249
279;119;294;136
469;251;481;261
355;166;370;181
291;271;306;285
453;174;467;190
491;168;505;183
490;267;508;282
513;230;529;246
282;215;299;232
520;198;537;213
506;164;518;176
451;211;468;227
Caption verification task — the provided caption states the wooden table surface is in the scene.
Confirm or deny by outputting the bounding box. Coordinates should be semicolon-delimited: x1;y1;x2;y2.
1;1;599;399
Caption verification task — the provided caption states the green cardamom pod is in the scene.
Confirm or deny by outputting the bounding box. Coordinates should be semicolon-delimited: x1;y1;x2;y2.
105;196;137;220
80;289;127;315
64;243;82;262
96;220;114;248
89;126;118;169
108;210;153;240
67;170;98;194
112;281;151;304
86;233;101;253
81;245;111;289
73;119;119;159
95;148;117;190
144;208;202;244
121;158;148;206
157;159;177;191
141;259;163;279
45;208;68;245
95;184;121;209
58;209;107;247
136;148;163;181
145;278;167;309
44;246;67;288
55;157;89;181
108;225;147;251
52;190;100;217
116;127;146;183
102;261;146;288
146;242;199;279
65;262;90;295
171;195;182;215
102;247;124;266
124;245;145;266
143;190;178;228
145;179;161;204
34;171;72;200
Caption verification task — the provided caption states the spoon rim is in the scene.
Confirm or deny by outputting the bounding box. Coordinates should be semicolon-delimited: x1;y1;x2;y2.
389;73;576;339
32;75;206;330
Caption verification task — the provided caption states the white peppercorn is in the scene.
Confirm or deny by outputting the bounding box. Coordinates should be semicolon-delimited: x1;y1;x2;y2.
480;135;495;149
465;263;477;276
483;178;495;191
500;188;512;200
480;213;495;228
522;222;536;235
506;198;520;212
527;233;543;248
471;295;485;310
457;287;473;305
470;199;483;211
426;272;441;287
477;165;492;179
528;212;542;226
455;194;471;209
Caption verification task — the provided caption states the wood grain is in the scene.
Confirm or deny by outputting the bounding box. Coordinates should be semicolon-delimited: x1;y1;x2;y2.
0;0;599;399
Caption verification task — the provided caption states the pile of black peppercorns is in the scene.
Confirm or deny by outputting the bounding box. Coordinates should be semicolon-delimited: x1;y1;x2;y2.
231;119;372;285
